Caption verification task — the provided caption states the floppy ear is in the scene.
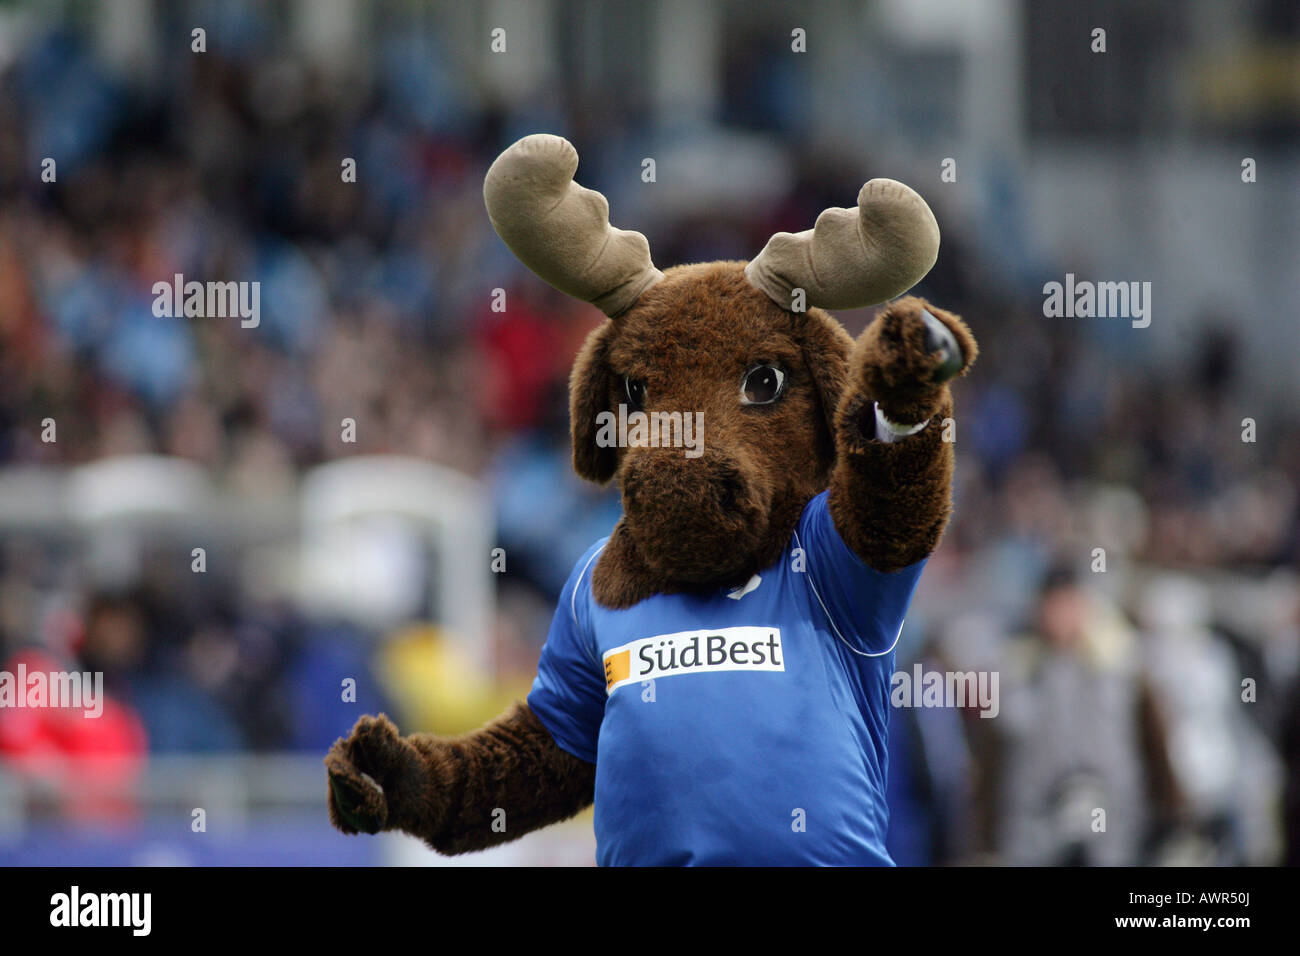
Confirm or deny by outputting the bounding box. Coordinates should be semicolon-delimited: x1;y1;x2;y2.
569;320;620;483
797;310;854;468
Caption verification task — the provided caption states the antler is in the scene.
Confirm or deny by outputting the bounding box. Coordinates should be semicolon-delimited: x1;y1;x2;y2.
483;134;664;318
744;178;940;311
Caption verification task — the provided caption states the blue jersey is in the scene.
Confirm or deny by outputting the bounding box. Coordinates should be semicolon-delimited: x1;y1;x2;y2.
527;490;925;866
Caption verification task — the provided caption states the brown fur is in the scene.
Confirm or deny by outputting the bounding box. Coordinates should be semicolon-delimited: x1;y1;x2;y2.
326;703;595;854
854;297;978;425
326;266;977;855
829;297;977;571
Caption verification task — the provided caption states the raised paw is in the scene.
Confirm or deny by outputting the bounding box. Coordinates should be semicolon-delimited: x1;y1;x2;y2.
855;296;977;423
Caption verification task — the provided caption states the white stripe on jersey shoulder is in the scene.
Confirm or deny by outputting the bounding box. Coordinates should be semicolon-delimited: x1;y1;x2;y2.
792;528;903;658
571;544;607;627
571;544;607;669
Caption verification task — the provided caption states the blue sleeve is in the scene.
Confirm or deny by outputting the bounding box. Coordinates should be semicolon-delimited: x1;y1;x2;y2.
525;541;608;764
794;491;926;656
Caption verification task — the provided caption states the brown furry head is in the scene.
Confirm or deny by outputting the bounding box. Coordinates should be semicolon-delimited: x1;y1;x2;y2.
570;262;854;606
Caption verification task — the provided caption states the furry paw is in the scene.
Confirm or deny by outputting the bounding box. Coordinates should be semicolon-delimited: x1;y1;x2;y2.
854;296;977;424
325;713;416;835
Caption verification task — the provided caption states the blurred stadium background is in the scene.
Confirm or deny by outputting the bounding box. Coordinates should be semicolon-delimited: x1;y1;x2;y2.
0;0;1297;866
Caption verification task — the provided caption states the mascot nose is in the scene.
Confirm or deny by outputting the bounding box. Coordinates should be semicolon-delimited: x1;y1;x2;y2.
921;308;963;384
621;452;754;517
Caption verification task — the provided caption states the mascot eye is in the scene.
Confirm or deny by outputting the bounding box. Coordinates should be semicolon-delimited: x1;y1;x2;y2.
624;377;647;411
741;365;786;405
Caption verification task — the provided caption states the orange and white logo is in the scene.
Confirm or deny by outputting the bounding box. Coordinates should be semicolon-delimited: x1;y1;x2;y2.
602;627;784;694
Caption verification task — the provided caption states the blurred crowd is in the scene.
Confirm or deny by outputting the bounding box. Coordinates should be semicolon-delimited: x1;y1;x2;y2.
0;18;1297;865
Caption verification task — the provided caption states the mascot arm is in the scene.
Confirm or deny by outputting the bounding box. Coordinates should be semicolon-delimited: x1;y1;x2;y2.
827;296;978;573
325;701;595;854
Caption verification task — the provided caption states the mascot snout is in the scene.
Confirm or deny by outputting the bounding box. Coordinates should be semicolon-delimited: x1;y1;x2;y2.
619;446;773;583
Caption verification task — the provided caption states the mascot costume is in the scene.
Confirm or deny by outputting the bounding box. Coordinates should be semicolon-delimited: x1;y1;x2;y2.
326;134;977;865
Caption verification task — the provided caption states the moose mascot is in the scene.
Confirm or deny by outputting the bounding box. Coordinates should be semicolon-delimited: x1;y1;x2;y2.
326;134;977;865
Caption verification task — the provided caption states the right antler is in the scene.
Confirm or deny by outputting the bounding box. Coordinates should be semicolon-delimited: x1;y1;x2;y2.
745;178;940;312
483;134;664;318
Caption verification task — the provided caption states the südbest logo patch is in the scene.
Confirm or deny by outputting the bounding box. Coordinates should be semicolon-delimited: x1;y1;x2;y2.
602;627;784;694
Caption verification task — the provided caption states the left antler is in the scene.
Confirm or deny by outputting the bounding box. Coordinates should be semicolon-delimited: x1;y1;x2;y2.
484;134;664;318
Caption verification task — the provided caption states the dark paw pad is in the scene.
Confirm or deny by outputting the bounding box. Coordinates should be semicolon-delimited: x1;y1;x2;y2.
921;309;963;384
